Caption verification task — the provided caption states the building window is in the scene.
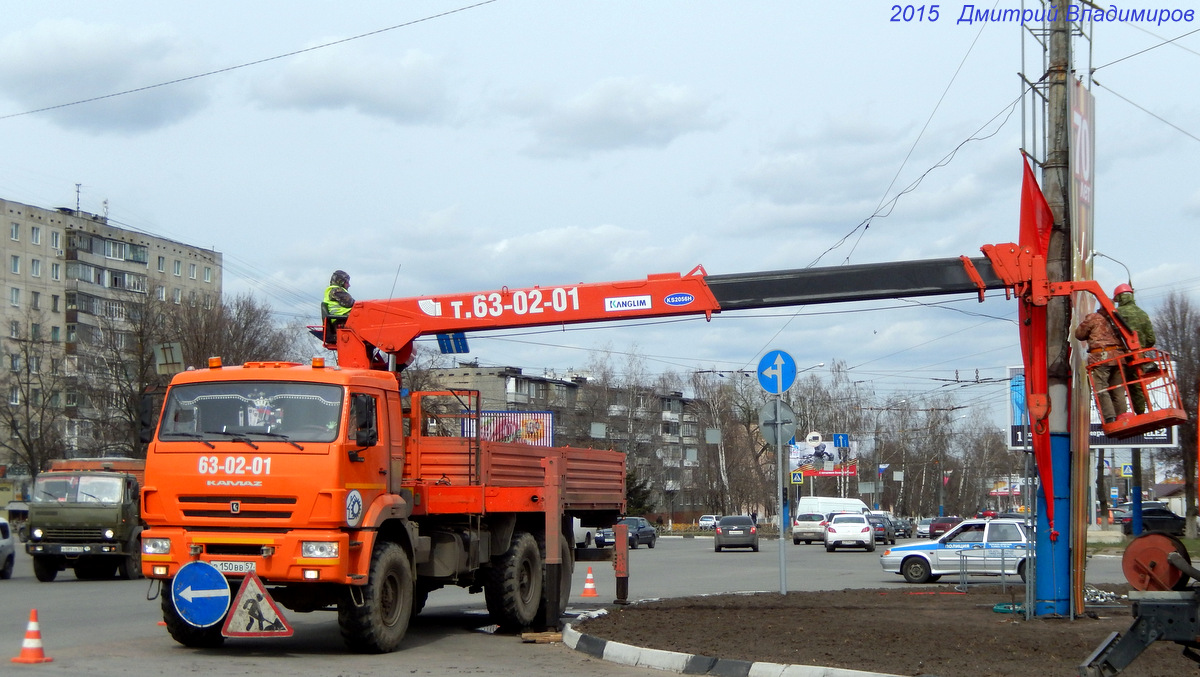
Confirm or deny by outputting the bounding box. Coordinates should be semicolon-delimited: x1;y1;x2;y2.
8;386;18;406
51;262;60;280
66;324;76;342
173;260;181;276
51;326;60;342
203;266;212;283
9;287;19;307
157;256;165;272
52;295;60;312
31;225;41;245
51;230;60;249
9;320;18;338
31;291;39;310
9;222;18;241
9;255;18;274
189;263;197;279
30;323;40;340
8;354;17;372
30;259;41;277
172;288;181;304
156;286;166;301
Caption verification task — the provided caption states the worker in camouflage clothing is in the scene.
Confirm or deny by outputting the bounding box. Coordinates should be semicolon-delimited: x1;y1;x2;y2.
1113;283;1156;414
1075;311;1129;423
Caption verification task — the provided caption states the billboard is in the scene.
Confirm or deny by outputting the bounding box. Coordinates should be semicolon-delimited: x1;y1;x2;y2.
465;411;554;447
788;437;859;477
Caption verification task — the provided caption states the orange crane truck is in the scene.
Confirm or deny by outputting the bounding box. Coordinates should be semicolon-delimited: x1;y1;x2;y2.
140;248;1185;654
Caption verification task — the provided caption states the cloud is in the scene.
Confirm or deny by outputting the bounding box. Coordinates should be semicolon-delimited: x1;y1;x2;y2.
253;45;451;124
526;77;723;157
0;19;210;133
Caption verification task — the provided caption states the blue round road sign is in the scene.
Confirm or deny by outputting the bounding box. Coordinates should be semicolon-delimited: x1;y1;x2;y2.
172;561;232;628
757;350;797;394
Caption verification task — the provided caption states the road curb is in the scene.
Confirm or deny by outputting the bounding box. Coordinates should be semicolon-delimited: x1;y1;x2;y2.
564;608;905;677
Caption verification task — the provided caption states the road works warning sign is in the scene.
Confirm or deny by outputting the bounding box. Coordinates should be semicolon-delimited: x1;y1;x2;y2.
221;572;293;637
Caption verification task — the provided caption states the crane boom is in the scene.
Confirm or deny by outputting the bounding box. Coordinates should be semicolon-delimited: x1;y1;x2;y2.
335;257;1008;369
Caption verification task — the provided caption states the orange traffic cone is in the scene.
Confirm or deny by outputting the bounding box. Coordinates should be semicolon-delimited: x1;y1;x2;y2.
11;609;53;664
580;566;598;597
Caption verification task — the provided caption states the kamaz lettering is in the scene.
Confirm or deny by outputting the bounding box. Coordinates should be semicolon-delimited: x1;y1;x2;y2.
206;479;264;487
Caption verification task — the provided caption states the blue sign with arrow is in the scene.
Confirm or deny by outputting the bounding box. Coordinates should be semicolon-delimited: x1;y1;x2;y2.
757;350;797;394
172;561;232;628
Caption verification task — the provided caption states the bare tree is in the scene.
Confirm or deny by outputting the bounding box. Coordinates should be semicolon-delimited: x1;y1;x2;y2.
1153;290;1199;538
168;292;303;368
0;315;69;476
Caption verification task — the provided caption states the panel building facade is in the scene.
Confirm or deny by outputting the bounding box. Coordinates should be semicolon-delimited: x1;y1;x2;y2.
1;197;222;463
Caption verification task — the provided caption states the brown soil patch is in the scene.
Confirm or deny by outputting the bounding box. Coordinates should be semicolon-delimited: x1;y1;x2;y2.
575;585;1190;676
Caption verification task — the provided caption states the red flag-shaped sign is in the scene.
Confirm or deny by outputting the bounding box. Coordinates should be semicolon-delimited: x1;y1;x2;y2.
1020;155;1053;257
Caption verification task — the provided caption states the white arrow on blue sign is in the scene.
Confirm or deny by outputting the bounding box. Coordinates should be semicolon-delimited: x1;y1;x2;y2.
172;561;232;628
757;350;797;394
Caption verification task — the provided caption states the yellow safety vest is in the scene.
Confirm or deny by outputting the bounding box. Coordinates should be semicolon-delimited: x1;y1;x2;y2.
323;285;352;317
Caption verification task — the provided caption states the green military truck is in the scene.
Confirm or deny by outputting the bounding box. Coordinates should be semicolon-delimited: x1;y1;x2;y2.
25;458;144;582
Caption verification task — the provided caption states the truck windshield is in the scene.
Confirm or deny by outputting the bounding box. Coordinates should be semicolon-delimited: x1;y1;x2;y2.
159;381;343;443
32;474;123;504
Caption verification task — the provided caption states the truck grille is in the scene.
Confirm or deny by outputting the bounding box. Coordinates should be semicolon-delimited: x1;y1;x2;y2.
178;495;296;520
39;527;105;542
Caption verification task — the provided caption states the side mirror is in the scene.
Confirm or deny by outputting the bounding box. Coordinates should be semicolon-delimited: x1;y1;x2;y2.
138;393;158;443
349;394;378;450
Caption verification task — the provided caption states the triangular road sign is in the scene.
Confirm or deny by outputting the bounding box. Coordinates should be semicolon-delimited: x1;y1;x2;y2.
222;572;294;637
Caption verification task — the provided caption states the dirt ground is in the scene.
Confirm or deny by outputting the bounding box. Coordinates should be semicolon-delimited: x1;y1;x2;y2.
575;583;1192;676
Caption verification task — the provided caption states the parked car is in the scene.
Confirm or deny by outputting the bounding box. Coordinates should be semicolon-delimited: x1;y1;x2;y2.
867;514;896;545
596;516;659;548
1119;507;1186;536
880;517;1030;584
792;512;827;545
0;517;14;579
824;513;875;552
1109;501;1168;523
892;516;913;539
928;516;963;539
714;515;759;552
916;517;934;538
698;515;720;530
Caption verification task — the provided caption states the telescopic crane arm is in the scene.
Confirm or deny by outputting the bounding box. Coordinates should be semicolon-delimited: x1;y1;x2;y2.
333;257;1008;369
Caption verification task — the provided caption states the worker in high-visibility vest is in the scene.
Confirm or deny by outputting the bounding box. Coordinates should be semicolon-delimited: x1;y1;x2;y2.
322;270;355;341
1113;283;1156;414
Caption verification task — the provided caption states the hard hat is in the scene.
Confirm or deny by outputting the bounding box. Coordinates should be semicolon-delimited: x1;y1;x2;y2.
1113;282;1133;299
331;270;350;288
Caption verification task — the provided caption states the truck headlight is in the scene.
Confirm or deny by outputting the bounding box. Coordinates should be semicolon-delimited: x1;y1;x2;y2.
103;529;115;540
31;528;43;540
142;538;171;555
301;541;339;558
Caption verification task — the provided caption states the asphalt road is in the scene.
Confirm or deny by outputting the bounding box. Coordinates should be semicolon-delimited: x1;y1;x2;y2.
0;535;1126;676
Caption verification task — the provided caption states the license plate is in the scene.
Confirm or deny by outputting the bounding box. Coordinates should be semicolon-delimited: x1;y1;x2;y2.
60;545;85;553
211;560;255;574
729;529;744;535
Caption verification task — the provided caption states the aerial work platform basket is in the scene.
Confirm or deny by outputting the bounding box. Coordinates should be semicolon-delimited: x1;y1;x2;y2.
1085;347;1187;439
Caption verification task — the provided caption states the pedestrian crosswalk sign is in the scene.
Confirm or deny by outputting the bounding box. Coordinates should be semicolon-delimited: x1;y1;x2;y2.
222;572;294;637
791;470;804;485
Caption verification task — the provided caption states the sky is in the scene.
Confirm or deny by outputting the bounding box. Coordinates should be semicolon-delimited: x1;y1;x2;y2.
0;1;1197;428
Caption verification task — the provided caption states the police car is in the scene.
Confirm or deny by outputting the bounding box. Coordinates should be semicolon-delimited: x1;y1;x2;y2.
879;517;1030;584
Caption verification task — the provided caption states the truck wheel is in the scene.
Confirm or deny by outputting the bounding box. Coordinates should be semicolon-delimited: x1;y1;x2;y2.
32;555;59;582
338;541;413;653
484;531;542;631
0;554;13;580
119;545;143;580
160;588;225;648
902;557;932;584
536;534;573;624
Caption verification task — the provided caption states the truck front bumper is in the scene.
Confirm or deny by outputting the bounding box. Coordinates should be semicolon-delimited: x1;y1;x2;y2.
27;542;130;556
141;527;369;584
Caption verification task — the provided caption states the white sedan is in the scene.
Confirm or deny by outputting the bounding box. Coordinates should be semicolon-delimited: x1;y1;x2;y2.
880;517;1030;583
824;513;874;552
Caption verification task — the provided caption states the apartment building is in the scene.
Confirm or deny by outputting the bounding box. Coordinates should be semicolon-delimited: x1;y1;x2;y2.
1;197;222;461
